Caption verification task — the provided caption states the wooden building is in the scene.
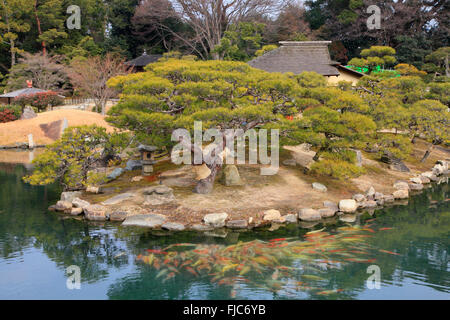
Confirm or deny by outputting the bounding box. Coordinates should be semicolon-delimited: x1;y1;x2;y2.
248;41;364;85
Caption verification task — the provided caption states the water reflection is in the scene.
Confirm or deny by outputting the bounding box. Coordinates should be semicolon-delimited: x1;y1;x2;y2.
0;161;448;299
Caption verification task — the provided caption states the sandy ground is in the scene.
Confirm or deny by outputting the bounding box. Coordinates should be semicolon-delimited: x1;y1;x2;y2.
0;109;116;146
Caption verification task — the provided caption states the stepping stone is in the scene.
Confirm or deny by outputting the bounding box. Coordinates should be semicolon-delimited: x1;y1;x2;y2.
102;193;135;205
122;214;167;228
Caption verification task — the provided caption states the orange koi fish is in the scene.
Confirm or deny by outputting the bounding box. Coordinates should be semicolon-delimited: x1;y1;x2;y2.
379;249;401;256
185;266;199;277
147;249;168;254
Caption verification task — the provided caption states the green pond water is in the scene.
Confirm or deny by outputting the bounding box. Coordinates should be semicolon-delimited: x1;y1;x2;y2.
0;160;449;300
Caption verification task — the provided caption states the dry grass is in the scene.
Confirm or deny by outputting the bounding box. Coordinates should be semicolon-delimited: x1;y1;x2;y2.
0;109;116;146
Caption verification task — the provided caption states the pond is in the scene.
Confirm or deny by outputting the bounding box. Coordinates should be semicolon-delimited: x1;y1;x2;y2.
0;160;449;300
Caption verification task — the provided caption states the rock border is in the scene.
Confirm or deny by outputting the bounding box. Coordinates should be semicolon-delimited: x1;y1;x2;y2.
49;160;449;232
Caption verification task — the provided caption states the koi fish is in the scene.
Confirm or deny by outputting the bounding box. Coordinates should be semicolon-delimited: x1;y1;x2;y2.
185;266;198;277
379;228;393;231
379;249;401;256
180;260;193;268
306;228;326;235
222;264;238;273
156;269;169;279
147;249;168;254
269;238;286;242
317;289;343;295
239;266;251;275
163;272;175;282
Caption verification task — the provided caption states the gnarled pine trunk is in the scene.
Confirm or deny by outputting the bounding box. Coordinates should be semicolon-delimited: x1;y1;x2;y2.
194;162;222;194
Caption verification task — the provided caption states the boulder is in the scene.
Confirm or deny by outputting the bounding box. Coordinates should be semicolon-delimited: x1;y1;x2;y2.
410;177;422;184
421;171;438;182
376;198;384;206
408;183;423;191
389;162;410;172
361;200;377;209
263;209;281;221
55;200;73;212
70;207;83;216
226;219;248;229
436;160;448;168
382;151;410;172
144;193;175;206
273;216;287;224
352;194;365;202
109;211;128;222
143;185;173;195
283;144;316;170
393;181;409;190
419;175;430;184
221;165;243;186
339;199;357;213
393;189;409;199
203;212;228;228
374;192;384;200
20;106;37;120
101;193;135;205
125;160;142;171
339;214;357;223
190;224;214;231
154;185;172;195
298;208;321;221
365;186;375;200
84;204;108;221
285;214;298;223
312;182;327;192
383;195;395;203
86;186;100;194
72;197;90;209
107;168;125;181
432;164;445;175
323;201;339;212
161;222;186;231
61;191;82;203
142;185;175;205
282;159;297;166
318;208;336;218
122;213;167;227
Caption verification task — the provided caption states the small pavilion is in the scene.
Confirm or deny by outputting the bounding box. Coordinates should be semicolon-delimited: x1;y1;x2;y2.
125;50;162;72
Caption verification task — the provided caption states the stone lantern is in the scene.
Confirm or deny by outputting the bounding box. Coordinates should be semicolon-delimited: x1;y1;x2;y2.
138;144;157;176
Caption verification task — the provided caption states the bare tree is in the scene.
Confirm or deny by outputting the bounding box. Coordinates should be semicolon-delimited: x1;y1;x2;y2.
133;0;287;59
67;53;132;115
6;52;67;91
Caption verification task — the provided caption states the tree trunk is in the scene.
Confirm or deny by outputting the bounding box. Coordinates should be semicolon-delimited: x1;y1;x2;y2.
420;144;434;163
101;101;106;116
194;162;222;194
34;0;46;55
445;54;449;78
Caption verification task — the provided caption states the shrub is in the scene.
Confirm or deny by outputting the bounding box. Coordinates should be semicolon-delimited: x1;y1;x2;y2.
321;150;357;163
14;91;64;112
0;104;22;120
310;159;366;180
0;108;17;123
23;125;130;190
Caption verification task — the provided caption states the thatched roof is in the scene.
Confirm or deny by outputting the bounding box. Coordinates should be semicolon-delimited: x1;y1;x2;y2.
125;51;162;67
248;41;340;76
0;87;48;98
